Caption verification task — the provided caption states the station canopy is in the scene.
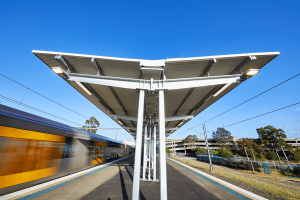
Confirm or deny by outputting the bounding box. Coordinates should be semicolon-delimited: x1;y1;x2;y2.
32;50;279;139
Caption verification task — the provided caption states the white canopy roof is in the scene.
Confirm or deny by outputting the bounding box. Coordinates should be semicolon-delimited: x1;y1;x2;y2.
32;50;279;139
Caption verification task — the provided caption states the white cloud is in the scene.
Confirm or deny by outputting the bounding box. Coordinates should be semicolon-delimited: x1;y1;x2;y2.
294;108;300;111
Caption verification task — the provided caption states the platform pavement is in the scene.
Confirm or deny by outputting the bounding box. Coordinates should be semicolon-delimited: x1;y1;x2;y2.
23;155;249;200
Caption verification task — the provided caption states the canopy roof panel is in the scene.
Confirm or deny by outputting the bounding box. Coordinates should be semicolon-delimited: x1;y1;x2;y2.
32;50;279;139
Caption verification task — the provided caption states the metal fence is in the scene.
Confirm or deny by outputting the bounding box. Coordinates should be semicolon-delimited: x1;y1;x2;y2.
196;154;300;174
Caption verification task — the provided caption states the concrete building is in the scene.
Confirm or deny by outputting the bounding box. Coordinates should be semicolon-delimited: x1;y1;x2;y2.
166;137;300;153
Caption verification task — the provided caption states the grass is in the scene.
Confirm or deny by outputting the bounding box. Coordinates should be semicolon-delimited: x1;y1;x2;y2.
169;156;300;200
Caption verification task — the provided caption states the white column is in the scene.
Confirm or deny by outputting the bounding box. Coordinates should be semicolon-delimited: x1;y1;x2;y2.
153;124;157;181
148;126;152;180
159;90;167;200
143;123;147;180
132;90;145;200
151;131;154;169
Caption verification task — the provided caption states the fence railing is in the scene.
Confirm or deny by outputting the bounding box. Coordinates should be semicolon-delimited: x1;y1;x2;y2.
195;154;300;174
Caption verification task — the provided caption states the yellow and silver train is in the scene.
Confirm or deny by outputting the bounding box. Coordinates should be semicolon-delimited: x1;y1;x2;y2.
0;104;133;195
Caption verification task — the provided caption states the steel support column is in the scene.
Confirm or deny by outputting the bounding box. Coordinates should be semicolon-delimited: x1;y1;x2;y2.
143;123;147;180
151;131;154;169
159;90;167;200
153;124;157;181
148;125;152;180
132;90;145;200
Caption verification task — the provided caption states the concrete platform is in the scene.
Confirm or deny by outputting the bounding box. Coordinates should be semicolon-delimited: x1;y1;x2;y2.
25;155;249;200
2;155;266;200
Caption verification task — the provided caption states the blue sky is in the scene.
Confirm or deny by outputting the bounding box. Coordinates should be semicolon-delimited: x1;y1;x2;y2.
0;1;299;141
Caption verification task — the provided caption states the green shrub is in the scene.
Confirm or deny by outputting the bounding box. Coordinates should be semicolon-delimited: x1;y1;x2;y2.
210;149;218;154
293;152;300;162
218;148;233;158
195;147;207;155
279;168;287;176
267;151;277;160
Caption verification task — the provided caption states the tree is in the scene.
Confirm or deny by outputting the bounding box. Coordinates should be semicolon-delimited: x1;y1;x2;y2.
210;149;219;154
195;147;207;155
83;116;100;133
218;148;233;158
256;125;292;152
236;139;266;159
166;148;172;153
293;147;300;162
212;127;233;149
182;135;198;150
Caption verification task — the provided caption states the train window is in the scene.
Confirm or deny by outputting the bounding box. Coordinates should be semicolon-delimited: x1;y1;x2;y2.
0;137;64;177
62;137;73;158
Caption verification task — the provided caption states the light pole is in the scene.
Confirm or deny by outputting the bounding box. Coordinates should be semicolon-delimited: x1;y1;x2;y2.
284;126;291;138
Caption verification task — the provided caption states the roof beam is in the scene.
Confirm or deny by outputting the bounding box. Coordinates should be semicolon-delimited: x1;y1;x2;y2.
91;58;104;76
232;55;257;74
167;58;217;128
109;114;137;121
66;72;242;90
187;55;257;116
89;60;135;127
109;114;193;122
54;55;113;114
201;58;217;77
165;115;194;122
54;55;75;72
130;127;178;134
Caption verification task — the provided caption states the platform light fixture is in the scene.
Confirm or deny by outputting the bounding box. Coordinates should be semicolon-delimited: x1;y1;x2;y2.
51;67;64;74
75;81;92;95
240;69;260;80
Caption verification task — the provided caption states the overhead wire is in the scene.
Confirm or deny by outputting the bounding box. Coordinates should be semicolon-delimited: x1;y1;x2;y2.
0;73;88;119
191;72;300;128
213;101;300;131
171;100;300;138
0;94;82;126
171;72;300;138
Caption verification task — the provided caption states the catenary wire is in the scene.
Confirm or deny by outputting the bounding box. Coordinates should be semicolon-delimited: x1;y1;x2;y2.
170;73;300;138
171;100;300;138
0;73;88;119
190;72;300;129
0;94;82;126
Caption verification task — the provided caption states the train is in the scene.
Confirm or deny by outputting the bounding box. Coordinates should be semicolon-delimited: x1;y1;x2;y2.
0;104;134;195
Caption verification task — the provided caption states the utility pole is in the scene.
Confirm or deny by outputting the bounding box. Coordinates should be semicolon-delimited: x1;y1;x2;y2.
251;149;256;161
203;124;214;172
244;147;255;173
281;146;291;167
276;149;282;168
